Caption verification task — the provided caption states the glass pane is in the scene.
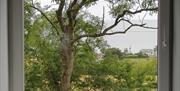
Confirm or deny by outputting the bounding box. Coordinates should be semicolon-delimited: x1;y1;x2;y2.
25;0;158;90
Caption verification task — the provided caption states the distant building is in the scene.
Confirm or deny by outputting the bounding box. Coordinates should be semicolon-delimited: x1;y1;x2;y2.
140;49;157;57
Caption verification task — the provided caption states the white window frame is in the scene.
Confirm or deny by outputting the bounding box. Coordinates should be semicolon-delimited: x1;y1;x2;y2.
0;0;24;91
0;0;175;91
0;0;9;90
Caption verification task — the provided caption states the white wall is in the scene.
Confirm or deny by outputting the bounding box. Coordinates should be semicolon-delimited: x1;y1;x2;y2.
173;0;180;90
0;0;9;91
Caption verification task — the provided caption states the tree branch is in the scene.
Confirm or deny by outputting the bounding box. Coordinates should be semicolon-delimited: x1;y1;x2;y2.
69;0;78;9
101;6;105;30
66;0;99;29
30;5;60;35
56;0;65;32
72;13;158;44
117;7;158;19
120;19;158;29
141;26;158;29
102;18;123;34
102;7;158;34
70;3;158;44
72;23;147;44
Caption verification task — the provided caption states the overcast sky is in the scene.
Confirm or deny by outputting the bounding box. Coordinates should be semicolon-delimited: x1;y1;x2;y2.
39;0;158;53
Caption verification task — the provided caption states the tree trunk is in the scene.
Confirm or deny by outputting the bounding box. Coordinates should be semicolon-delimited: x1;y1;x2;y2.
60;33;74;91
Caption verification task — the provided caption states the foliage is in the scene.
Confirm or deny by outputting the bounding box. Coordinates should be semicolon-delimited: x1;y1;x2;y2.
72;48;157;91
102;47;123;59
135;51;149;58
25;3;61;90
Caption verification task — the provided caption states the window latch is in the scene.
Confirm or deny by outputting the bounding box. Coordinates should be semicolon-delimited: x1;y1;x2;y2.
162;27;167;48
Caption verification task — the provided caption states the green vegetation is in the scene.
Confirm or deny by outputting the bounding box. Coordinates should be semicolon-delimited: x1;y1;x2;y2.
25;47;157;90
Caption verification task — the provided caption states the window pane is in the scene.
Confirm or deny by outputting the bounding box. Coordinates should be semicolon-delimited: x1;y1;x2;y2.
25;0;158;90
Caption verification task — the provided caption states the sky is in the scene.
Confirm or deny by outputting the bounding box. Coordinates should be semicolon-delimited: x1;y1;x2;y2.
39;0;158;53
104;20;157;53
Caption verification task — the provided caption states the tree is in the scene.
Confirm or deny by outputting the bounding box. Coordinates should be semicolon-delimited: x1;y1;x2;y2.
135;51;149;58
26;0;158;90
102;47;123;59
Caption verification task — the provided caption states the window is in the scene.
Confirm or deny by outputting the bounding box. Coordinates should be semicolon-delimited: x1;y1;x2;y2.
0;0;175;91
25;0;158;90
158;0;173;90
